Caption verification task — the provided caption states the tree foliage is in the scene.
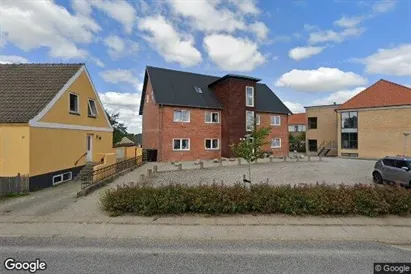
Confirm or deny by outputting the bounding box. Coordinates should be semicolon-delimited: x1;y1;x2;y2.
106;111;128;144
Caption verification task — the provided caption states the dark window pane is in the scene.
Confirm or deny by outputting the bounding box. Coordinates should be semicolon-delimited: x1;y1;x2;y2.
341;133;358;149
308;139;317;152
342;112;358;129
205;139;211;149
383;159;396;167
212;139;218;148
70;94;78;112
308;117;317;129
174;140;180;150
396;160;407;169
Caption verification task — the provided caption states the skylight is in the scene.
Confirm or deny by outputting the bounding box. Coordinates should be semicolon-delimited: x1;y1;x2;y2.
194;86;202;93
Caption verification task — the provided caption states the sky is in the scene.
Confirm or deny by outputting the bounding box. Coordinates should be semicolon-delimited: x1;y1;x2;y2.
0;0;410;133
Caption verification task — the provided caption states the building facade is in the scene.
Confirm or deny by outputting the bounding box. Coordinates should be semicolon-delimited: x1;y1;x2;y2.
140;66;291;162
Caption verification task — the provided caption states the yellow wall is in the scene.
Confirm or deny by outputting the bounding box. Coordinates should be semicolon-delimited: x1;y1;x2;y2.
305;105;339;155
29;127;113;176
0;124;30;176
40;71;110;128
338;108;411;158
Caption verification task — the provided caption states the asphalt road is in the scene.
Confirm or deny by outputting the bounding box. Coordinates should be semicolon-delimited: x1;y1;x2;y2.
1;237;410;274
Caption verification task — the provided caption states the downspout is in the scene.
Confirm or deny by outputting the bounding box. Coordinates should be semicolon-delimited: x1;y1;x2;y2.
159;104;163;162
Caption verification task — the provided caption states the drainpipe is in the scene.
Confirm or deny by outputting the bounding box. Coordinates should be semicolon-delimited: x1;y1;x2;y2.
403;133;410;156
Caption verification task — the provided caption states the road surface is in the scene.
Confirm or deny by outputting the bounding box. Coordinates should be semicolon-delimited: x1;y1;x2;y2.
1;237;410;274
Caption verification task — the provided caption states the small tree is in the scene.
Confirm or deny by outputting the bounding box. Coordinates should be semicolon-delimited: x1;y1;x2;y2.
106;111;128;144
231;127;270;183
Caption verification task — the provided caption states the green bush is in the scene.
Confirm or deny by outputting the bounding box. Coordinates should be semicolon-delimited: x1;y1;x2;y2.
100;183;411;217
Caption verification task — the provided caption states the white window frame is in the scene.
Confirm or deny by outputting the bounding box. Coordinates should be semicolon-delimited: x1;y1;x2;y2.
173;138;190;151
246;86;254;107
52;171;72;186
205;138;219;150
173;110;190;123
256;114;261;125
271;115;281;126
271;138;282;148
88;99;98;117
205;111;220;123
246;110;254;131
69;92;79;114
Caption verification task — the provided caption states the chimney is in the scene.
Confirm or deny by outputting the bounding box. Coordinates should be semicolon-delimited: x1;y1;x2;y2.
333;102;336;105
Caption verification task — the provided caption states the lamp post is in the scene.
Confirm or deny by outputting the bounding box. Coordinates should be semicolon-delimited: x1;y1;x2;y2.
403;133;410;156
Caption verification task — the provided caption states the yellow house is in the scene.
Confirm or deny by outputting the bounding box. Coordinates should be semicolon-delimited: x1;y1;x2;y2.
0;63;113;190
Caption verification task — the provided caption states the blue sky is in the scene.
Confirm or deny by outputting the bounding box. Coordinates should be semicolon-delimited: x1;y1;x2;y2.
0;0;410;133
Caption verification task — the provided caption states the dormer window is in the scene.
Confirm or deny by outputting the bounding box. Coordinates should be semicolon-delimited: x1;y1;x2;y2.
246;86;254;107
194;86;202;93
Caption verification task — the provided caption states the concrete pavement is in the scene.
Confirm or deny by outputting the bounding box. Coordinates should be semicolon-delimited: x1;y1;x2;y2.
1;237;410;274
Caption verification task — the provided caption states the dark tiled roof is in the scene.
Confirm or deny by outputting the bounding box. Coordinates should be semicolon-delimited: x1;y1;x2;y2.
139;66;291;115
337;79;411;110
0;63;83;123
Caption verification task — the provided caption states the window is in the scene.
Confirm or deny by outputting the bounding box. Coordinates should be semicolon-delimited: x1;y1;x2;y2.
205;138;219;150
88;99;97;117
194;86;202;93
173;138;190;151
341;111;358;129
382;159;396;167
205;112;219;123
288;125;295;132
69;93;79;113
271;138;281;148
308;117;317;129
246;86;254;107
271;116;281;126
308;139;317;152
246;110;254;131
52;172;72;186
173;110;190;122
256;114;260;125
341;133;358;149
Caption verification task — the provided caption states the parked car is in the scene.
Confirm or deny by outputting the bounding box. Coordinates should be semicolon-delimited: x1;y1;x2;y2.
372;156;411;186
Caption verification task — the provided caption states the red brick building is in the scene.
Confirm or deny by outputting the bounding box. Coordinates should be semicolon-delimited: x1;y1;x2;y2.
139;66;291;162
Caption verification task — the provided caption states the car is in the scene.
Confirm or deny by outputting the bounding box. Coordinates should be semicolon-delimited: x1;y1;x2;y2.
372;156;411;187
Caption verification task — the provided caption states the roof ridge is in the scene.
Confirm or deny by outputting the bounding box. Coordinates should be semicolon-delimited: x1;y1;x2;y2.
379;79;411;90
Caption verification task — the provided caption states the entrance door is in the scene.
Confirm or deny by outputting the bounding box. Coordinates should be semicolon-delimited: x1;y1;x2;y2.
86;135;93;162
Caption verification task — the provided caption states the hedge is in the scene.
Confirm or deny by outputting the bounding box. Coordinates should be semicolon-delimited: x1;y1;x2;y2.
100;183;411;217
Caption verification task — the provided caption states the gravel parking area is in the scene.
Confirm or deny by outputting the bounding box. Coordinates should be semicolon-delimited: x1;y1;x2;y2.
147;158;376;186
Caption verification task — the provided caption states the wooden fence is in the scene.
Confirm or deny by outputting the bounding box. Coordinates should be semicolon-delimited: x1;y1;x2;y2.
0;173;29;197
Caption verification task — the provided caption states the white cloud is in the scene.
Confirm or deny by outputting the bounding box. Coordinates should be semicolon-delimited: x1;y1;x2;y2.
91;0;136;34
90;57;105;68
0;0;99;59
104;35;139;59
0;55;28;64
372;0;397;14
167;0;246;33
249;21;269;40
138;15;202;67
203;34;265;71
359;44;411;76
333;16;365;28
229;0;260;15
308;27;365;44
99;92;142;134
288;46;325;61
100;69;143;91
284;101;305;113
71;0;92;16
312;87;366;105
275;67;367;92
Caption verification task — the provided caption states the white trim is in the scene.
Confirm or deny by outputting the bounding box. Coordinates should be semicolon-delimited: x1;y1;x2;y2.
256;114;260;125
52;171;72;186
205;138;219;150
271;115;281;126
29;65;113;130
336;105;411;113
246;86;254;107
271;138;281;148
172;138;190;151
88;99;98;117
173;110;190;123
205;111;220;124
29;121;113;132
69;92;80;114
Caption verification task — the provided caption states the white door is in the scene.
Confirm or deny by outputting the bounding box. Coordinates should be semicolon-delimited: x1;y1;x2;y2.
86;135;93;162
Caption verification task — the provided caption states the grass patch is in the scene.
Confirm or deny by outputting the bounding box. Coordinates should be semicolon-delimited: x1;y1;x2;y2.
0;192;29;202
100;183;411;217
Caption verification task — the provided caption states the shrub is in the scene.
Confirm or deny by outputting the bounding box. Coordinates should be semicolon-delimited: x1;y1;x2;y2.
100;183;411;217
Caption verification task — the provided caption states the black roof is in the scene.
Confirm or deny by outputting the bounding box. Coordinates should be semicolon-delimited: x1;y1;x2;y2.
208;74;261;87
139;66;291;115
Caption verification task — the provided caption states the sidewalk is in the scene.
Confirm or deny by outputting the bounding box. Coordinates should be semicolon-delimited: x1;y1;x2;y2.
0;215;410;244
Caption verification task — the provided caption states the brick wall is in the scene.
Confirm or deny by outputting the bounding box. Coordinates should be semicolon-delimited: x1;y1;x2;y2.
160;107;221;162
212;78;257;157
257;113;289;156
141;78;160;153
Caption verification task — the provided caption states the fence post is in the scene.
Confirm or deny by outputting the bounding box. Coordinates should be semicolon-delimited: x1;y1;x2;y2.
153;165;158;173
200;161;204;169
219;159;223;167
270;157;273;163
17;173;21;193
178;163;182;170
319;156;322;162
296;156;299;162
308;155;311;161
284;156;287;162
238;159;241;165
147;169;152;177
140;174;145;182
